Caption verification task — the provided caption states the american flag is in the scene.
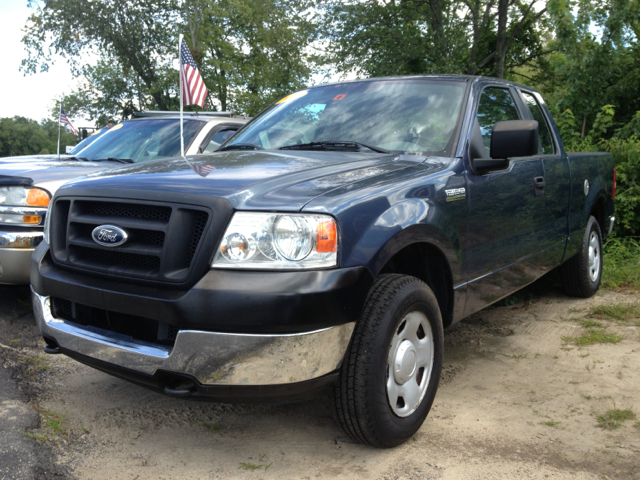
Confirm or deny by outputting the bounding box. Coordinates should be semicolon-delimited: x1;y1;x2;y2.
59;107;77;136
180;39;208;108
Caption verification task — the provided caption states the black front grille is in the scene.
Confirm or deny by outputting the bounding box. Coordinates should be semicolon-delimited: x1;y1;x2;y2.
69;246;161;275
51;297;179;347
87;202;171;222
50;198;211;283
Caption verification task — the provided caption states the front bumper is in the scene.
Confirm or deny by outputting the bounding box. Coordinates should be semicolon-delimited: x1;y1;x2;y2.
32;288;355;400
0;230;42;284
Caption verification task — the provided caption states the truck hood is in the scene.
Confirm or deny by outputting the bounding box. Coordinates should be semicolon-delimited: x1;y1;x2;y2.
0;160;110;196
60;150;433;211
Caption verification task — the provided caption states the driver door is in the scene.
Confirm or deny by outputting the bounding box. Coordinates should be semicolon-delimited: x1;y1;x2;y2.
463;86;546;316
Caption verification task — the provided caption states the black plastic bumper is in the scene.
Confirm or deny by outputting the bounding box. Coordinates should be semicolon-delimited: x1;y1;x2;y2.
31;242;374;334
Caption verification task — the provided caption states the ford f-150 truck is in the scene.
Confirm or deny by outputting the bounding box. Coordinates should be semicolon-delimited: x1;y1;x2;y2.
31;75;615;448
0;111;246;284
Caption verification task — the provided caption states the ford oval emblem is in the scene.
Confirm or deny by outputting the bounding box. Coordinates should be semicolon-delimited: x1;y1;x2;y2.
91;225;128;247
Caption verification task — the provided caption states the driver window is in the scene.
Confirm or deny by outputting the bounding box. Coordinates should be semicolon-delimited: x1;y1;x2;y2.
476;88;521;150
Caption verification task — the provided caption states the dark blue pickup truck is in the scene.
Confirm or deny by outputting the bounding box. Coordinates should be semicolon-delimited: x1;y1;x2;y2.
31;75;615;448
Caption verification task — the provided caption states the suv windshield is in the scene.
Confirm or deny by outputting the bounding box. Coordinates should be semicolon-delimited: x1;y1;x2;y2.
68;127;112;155
227;79;465;155
77;119;203;163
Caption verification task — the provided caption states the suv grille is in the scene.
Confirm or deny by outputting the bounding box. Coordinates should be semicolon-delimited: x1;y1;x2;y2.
49;198;210;283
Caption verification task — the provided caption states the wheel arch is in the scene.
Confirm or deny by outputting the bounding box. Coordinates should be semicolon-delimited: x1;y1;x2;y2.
371;225;459;328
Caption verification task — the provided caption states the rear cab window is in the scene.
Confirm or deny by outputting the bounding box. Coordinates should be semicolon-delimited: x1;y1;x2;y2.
520;91;555;155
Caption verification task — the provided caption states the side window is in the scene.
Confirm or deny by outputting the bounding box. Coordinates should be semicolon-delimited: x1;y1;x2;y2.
521;92;555;155
202;128;237;154
476;88;521;150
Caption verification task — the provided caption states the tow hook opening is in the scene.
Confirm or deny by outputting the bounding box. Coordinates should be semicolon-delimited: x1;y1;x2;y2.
159;373;199;397
42;334;62;354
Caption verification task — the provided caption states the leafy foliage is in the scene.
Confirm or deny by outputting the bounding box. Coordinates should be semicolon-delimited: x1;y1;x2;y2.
0;117;78;157
319;0;552;79
23;0;317;121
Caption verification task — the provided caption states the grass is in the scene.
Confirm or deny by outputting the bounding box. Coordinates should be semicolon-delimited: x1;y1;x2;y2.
544;420;560;427
21;407;69;442
589;303;640;321
602;236;640;290
199;420;223;432
562;329;624;347
238;454;272;471
501;353;528;361
596;408;636;430
579;319;604;328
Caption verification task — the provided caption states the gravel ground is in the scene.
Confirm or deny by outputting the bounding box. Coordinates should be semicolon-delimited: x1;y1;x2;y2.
1;279;639;479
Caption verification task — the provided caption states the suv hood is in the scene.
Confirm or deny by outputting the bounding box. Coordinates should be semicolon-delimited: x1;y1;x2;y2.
0;154;74;164
0;160;110;195
59;150;433;211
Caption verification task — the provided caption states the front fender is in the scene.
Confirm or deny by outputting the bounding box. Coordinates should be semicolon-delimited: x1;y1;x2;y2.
341;198;463;286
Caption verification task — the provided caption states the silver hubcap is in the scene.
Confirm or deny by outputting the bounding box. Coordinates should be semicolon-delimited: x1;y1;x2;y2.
386;311;434;417
588;231;600;283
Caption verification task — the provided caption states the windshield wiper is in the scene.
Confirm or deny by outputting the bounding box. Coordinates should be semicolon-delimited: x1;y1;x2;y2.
217;143;265;152
279;141;390;154
93;158;134;164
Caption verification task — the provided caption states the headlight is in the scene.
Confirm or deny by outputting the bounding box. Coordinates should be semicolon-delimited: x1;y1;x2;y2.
0;186;50;226
212;212;338;269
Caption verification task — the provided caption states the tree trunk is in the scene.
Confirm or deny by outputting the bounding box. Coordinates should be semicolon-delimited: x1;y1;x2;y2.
494;0;509;78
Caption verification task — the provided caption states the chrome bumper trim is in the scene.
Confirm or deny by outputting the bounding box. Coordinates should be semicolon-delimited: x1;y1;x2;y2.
0;231;43;249
606;215;615;236
32;289;355;386
0;206;47;216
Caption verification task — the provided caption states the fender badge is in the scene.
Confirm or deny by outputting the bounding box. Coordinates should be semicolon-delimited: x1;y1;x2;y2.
584;179;590;196
91;225;128;247
445;187;466;202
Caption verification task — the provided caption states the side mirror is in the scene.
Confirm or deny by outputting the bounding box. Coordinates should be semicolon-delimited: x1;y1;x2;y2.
490;120;539;159
472;120;539;174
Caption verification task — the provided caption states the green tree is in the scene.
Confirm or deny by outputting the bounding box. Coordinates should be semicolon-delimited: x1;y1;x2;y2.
24;0;317;120
542;0;640;135
0;117;78;157
319;0;552;79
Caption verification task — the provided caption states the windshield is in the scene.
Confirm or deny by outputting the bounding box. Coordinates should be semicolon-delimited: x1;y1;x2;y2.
77;119;203;163
68;127;112;155
228;79;465;155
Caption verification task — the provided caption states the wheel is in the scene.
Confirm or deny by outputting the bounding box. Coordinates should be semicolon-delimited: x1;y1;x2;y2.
561;215;603;298
334;274;444;448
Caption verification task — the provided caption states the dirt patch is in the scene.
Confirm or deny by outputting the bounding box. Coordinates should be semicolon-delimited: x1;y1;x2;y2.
1;283;639;479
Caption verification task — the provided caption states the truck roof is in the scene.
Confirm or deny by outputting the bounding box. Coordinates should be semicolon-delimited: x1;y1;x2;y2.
313;74;537;93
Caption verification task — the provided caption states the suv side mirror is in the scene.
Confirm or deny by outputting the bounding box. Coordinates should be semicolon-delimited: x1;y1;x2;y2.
473;120;539;174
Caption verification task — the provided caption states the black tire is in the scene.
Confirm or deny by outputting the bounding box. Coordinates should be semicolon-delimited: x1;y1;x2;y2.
334;274;444;448
561;215;603;298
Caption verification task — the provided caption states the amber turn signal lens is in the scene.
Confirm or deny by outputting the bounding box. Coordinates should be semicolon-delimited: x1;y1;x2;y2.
22;215;42;224
26;189;50;207
316;220;337;253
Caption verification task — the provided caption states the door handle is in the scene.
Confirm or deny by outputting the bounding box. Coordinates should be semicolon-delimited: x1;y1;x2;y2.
533;176;545;197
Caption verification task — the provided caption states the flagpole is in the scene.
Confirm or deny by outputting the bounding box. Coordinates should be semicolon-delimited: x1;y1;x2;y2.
57;103;61;159
179;34;185;157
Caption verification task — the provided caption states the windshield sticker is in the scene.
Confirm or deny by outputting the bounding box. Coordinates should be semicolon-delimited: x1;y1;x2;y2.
333;94;347;101
276;90;308;104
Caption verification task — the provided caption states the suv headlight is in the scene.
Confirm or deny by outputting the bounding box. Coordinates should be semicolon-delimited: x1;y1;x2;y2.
211;212;338;269
0;186;50;225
